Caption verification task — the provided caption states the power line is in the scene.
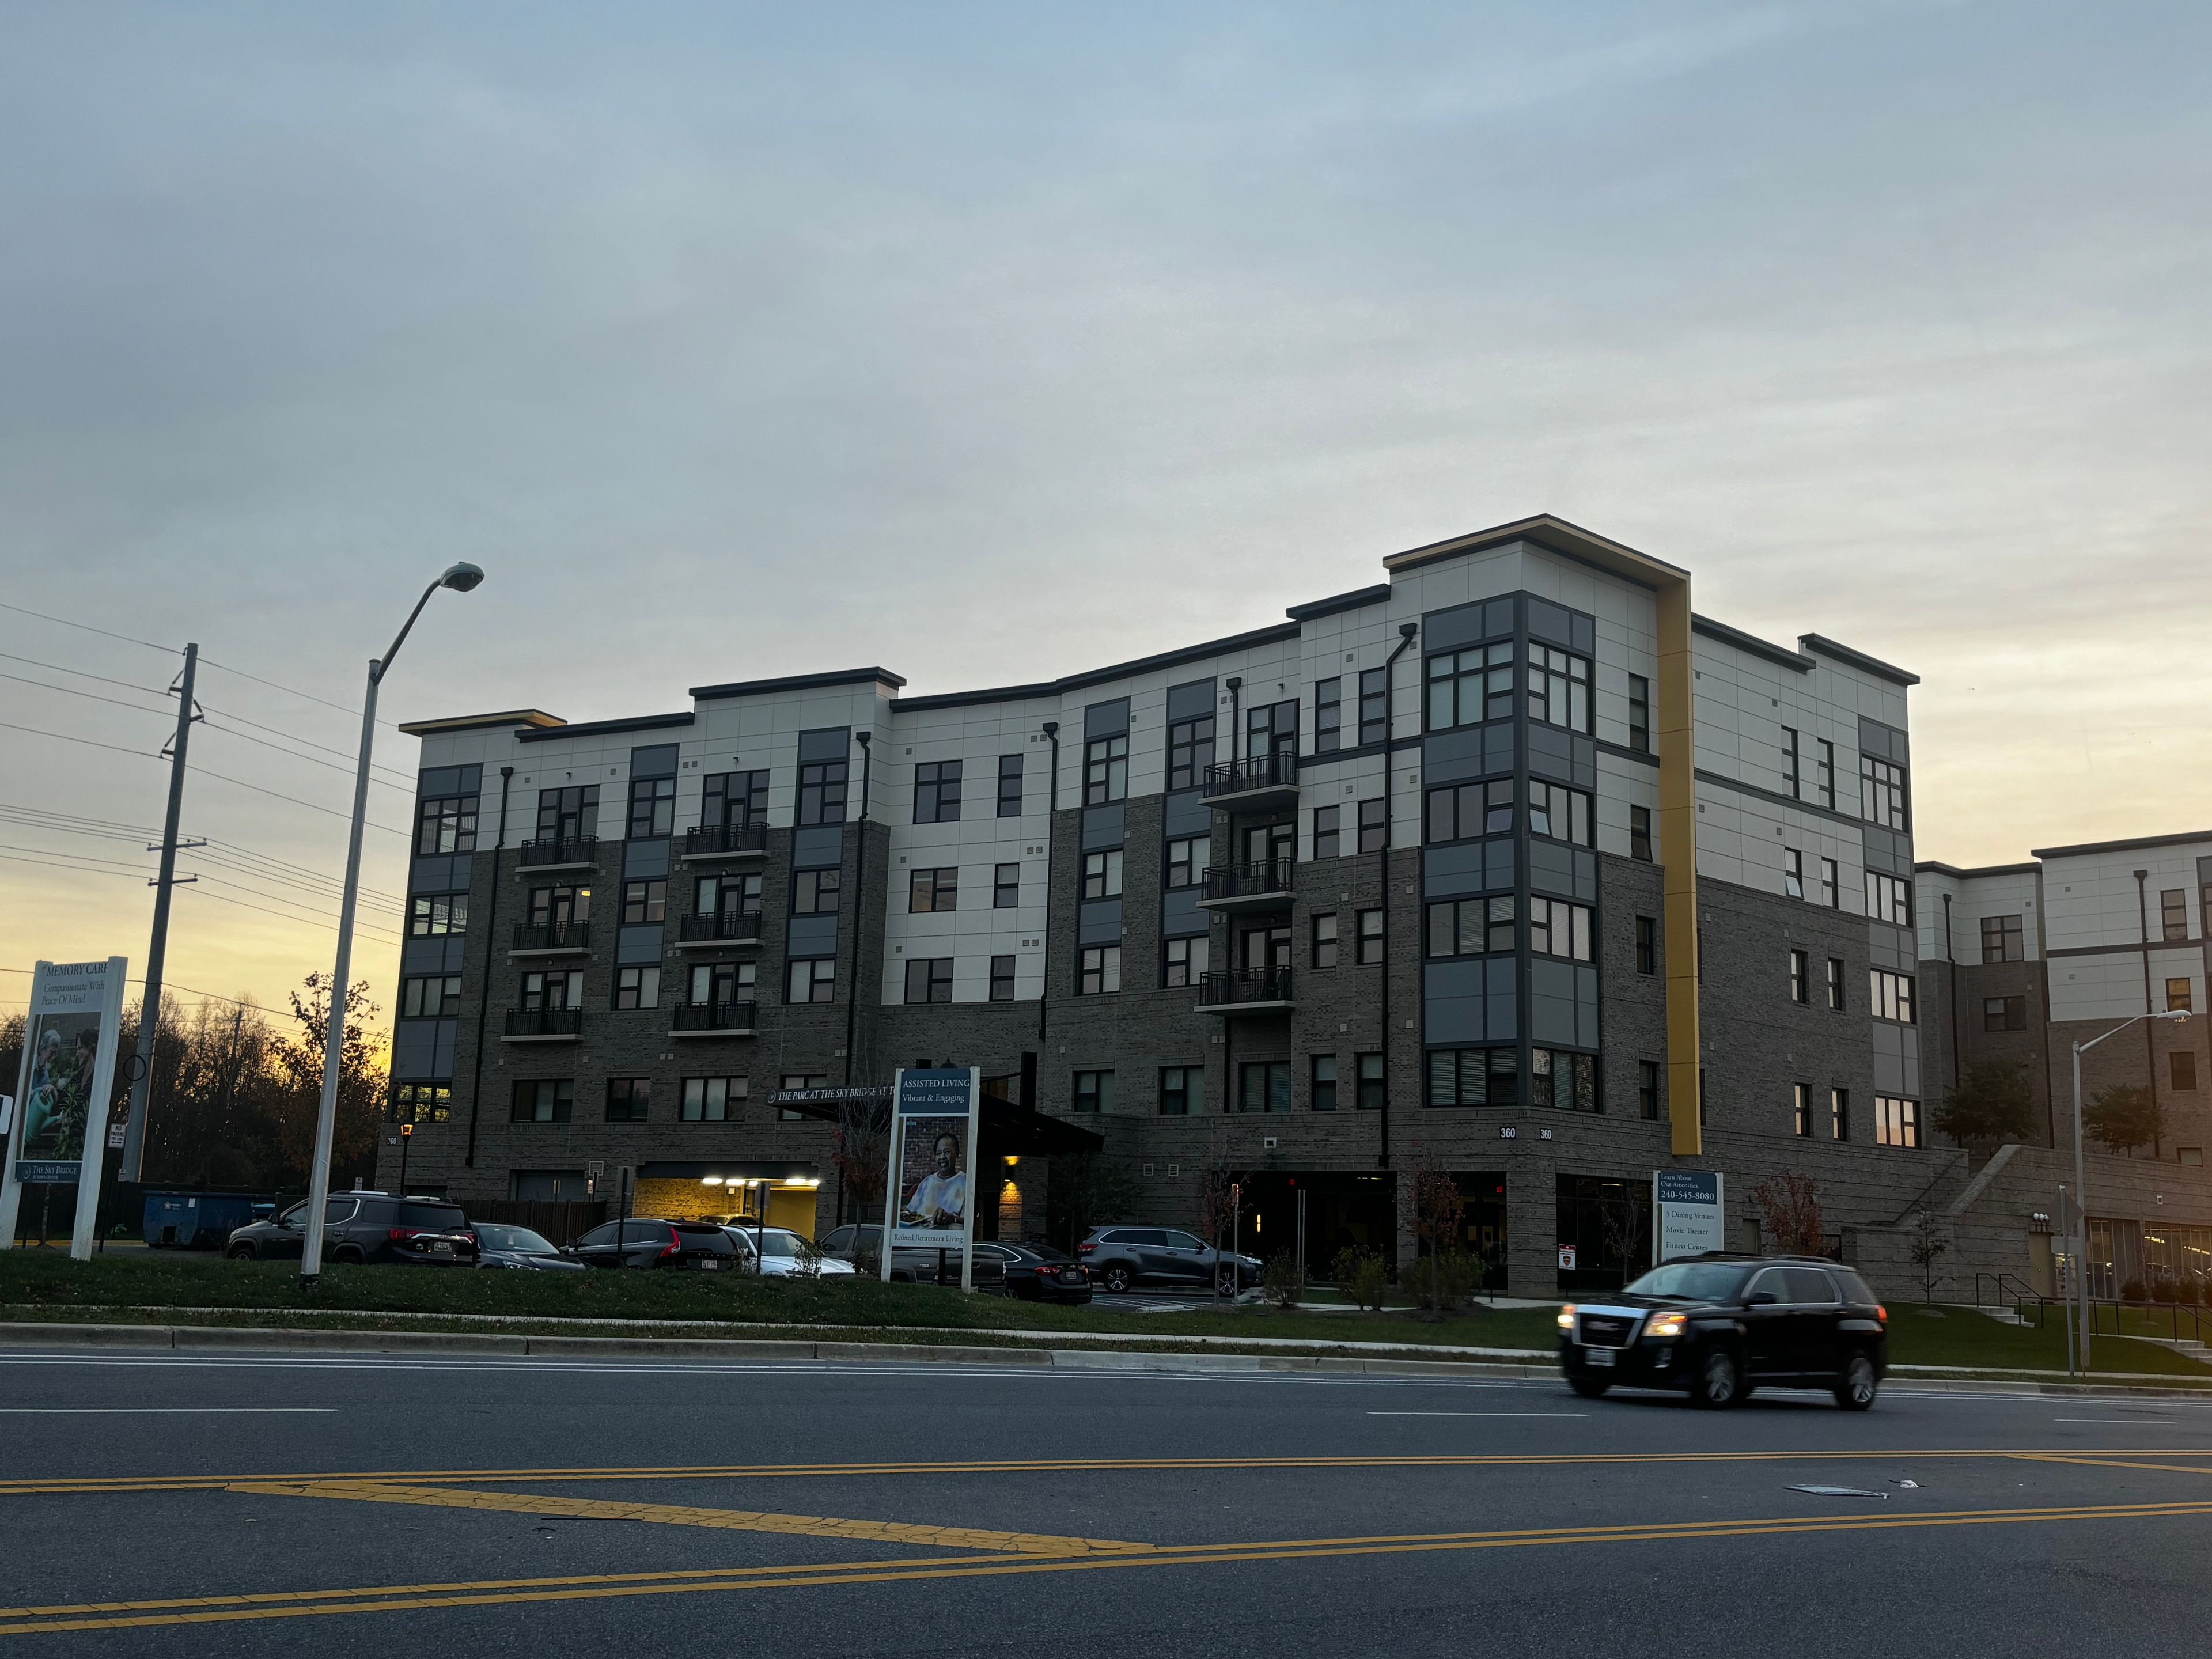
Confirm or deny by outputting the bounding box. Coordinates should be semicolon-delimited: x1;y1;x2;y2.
0;719;156;760
196;701;415;785
0;848;403;944
0;600;173;653
0;649;172;699
0;803;408;908
199;717;414;793
0;668;176;721
198;655;400;731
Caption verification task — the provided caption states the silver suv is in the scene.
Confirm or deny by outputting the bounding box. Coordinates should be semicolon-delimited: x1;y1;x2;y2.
817;1224;1006;1287
1080;1226;1261;1294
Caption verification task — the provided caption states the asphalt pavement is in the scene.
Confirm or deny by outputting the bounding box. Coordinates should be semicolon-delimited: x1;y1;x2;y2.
3;1341;2210;1656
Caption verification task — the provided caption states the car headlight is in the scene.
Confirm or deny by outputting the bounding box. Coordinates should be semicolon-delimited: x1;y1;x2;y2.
1556;1303;1577;1331
1643;1311;1688;1340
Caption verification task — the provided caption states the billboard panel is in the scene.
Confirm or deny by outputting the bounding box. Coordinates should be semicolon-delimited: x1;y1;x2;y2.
1653;1169;1724;1263
880;1067;980;1287
0;957;130;1260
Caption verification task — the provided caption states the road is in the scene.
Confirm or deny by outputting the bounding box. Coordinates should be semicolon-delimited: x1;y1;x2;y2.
3;1343;2210;1655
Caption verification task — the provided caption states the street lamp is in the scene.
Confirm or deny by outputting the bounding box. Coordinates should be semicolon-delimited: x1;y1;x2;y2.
300;562;483;1288
2068;1006;2191;1369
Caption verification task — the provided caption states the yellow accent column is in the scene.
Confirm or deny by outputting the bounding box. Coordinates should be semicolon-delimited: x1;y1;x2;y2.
1654;579;1701;1156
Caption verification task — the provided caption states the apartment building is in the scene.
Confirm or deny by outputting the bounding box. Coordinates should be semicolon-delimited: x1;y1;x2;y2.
378;514;1933;1295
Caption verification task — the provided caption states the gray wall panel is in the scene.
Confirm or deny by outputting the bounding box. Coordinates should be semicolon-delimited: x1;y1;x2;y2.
623;838;670;880
1082;805;1126;850
618;925;664;965
1166;680;1215;723
786;915;839;958
1423;959;1489;1043
1161;888;1209;938
792;827;844;869
797;727;850;763
1162;790;1209;838
1078;898;1124;945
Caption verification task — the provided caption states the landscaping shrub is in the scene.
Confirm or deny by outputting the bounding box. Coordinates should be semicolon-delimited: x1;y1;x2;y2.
2122;1278;2147;1304
1408;1252;1478;1313
1263;1251;1305;1309
1332;1247;1389;1312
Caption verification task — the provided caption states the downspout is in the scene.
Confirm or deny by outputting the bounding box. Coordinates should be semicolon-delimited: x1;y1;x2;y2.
2136;868;2158;1158
1943;891;1960;1106
1226;678;1243;763
1038;722;1059;1051
1376;622;1418;1171
463;765;513;1173
842;732;873;1085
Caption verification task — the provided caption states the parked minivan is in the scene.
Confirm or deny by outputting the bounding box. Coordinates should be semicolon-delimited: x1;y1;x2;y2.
225;1192;476;1266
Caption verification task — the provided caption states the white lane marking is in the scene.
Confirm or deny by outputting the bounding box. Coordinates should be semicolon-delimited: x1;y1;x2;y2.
0;1406;336;1414
2055;1418;2179;1425
1367;1411;1587;1418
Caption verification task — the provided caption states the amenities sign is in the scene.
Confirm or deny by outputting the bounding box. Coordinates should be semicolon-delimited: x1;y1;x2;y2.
881;1067;980;1289
1652;1169;1724;1263
0;957;130;1260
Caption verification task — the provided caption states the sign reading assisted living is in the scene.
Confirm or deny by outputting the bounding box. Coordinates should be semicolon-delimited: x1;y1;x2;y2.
880;1067;981;1287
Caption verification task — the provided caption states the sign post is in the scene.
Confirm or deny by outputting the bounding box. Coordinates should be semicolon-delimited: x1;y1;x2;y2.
1652;1169;1724;1264
0;958;130;1260
880;1067;980;1291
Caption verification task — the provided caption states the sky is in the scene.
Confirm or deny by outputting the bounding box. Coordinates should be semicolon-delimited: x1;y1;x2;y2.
2;0;2207;1025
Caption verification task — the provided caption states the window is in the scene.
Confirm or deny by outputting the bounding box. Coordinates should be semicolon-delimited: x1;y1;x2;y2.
1793;1082;1813;1137
1308;911;1340;969
689;960;753;1007
1637;1060;1661;1120
1981;914;2025;963
1635;915;1657;975
909;867;959;912
1860;755;1908;830
1815;740;1835;809
797;759;847;825
2165;889;2190;942
914;760;963;824
1241;924;1292;974
401;975;462;1018
2185;1147;2206;1166
1530;1049;1598;1112
622;878;666;924
1164;716;1215;791
1875;1096;1921;1149
1790;949;1808;1005
1528;897;1594;961
1238;1061;1290;1114
1162;935;1209;987
2168;978;2195;1014
1310;1055;1338;1112
1084;734;1128;805
1425;779;1513;844
1157;1065;1202;1116
1425;644;1514;730
786;958;835;1003
792;869;841;915
1865;871;1912;926
1983;995;2027;1032
1870;970;1916;1024
1357;908;1384;965
1073;1070;1113;1114
536;784;597;841
1427;1047;1517;1107
1166;835;1209;889
681;1077;745;1123
527;884;590;926
1627;674;1650;753
1820;857;1839;908
416;794;478;855
1528;780;1593;845
1358;797;1387;854
391;1082;451;1124
985;862;1019;910
1081;850;1123;900
905;958;954;1003
996;753;1025;817
1246;699;1297;762
1312;805;1340;860
1784;849;1804;900
520;969;582;1010
989;955;1016;1001
702;769;768;829
2175;1051;2199;1092
1357;1051;1385;1110
1831;1086;1850;1141
606;1078;650;1123
1079;946;1121;995
613;965;660;1010
627;775;675;839
408;893;468;937
1630;805;1653;862
1358;667;1389;746
1781;727;1800;798
1313;680;1342;753
1525;644;1592;732
1826;957;1846;1012
511;1080;572;1123
778;1072;828;1121
696;872;760;917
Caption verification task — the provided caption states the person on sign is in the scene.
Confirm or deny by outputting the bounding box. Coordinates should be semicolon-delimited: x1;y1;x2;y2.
901;1132;966;1229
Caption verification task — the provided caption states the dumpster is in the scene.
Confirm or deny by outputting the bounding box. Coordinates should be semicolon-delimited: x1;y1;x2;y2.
141;1191;268;1250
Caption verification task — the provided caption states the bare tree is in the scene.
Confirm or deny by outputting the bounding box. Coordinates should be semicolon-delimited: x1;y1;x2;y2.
1751;1173;1826;1255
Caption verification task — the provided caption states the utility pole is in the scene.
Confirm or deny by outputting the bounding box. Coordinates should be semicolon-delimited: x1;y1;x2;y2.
118;643;203;1185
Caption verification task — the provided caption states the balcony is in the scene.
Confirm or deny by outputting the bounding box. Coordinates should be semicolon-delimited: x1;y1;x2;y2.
502;1007;582;1041
683;821;770;862
1201;752;1299;809
1195;968;1296;1015
671;1000;760;1039
672;909;765;950
510;921;591;957
1198;858;1296;914
516;835;598;872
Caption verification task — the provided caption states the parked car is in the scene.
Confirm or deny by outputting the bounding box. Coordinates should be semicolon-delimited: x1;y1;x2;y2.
560;1218;740;1269
472;1222;586;1271
719;1225;859;1277
817;1224;1008;1287
1558;1254;1888;1410
225;1192;478;1267
1079;1226;1260;1295
973;1241;1090;1304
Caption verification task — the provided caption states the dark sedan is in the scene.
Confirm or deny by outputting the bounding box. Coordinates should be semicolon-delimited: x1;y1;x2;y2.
472;1222;585;1271
562;1218;741;1269
974;1241;1091;1303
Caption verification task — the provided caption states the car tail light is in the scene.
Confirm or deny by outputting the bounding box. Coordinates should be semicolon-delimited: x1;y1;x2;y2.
1077;1242;1096;1253
659;1238;681;1261
1876;1305;1887;1325
388;1228;422;1242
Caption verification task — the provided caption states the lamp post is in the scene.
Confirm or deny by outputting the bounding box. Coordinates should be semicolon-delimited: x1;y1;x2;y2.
300;562;484;1289
2069;1007;2191;1369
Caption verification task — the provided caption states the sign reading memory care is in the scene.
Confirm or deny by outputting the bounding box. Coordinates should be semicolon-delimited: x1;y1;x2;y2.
880;1067;980;1290
0;957;131;1261
1652;1169;1724;1263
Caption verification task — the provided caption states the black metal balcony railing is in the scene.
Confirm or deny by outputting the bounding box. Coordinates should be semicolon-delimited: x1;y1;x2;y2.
510;921;591;953
1200;858;1296;903
503;1006;583;1037
671;999;759;1033
1198;968;1296;1007
517;835;597;869
1201;752;1298;798
678;908;764;944
684;821;770;858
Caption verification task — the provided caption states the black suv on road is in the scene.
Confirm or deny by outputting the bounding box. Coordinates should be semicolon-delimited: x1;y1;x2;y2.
225;1193;476;1266
1558;1254;1887;1410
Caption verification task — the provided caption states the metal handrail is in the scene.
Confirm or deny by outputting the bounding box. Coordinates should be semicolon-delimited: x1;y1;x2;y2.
517;835;597;868
684;821;769;857
678;909;764;943
1197;968;1295;1006
1201;753;1298;798
503;1007;582;1037
671;999;759;1033
511;921;590;952
1201;859;1296;902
